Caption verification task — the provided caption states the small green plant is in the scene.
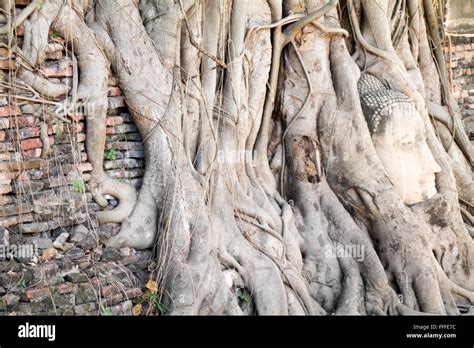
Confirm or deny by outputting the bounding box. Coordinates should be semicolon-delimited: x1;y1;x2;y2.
238;289;251;303
73;179;85;193
54;121;63;139
99;306;113;316
50;31;61;39
136;293;167;315
35;0;43;10
156;302;167;315
17;279;28;289
106;147;117;161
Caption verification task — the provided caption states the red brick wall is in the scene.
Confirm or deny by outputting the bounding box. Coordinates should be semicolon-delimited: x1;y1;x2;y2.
446;36;474;142
0;1;150;316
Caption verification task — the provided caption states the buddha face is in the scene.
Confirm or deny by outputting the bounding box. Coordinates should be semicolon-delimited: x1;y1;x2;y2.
371;104;441;205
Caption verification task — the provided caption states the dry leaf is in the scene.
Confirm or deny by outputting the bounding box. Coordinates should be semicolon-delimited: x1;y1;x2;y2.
145;279;158;293
132;304;142;316
41;248;58;261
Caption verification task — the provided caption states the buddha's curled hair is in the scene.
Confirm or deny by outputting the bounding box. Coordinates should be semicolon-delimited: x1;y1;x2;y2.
358;74;415;135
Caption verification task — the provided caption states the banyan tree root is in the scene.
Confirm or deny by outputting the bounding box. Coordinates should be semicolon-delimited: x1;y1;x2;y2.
17;0;137;224
101;0;474;315
341;0;474;306
4;0;474;315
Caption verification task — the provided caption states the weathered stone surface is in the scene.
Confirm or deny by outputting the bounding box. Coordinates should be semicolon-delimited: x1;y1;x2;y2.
0;106;21;117
20;104;35;114
75;283;97;305
97;224;120;241
0;159;48;171
55;282;78;295
0;272;23;288
64;272;88;284
0;226;8;245
0;214;35;228
0;301;7;311
23;263;58;283
53;232;70;247
16;301;49;315
73;302;97;315
107;96;125;109
65;247;85;261
101;248;123;262
70;224;96;250
21;287;51;302
52;293;76;308
2;293;20;306
25;236;53;249
108;300;132;315
20;222;50;233
0;204;33;217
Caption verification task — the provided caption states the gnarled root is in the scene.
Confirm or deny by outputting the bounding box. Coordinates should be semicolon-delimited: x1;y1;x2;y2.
106;171;156;249
90;173;137;225
17;69;68;99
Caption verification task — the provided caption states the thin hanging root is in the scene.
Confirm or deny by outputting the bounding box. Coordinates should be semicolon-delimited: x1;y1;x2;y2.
280;42;313;194
247;13;304;36
436;264;474;305
240;231;317;315
347;0;401;65
423;0;474;166
426;261;474;314
427;101;474;165
235;211;283;243
460;207;474;226
248;12;349;40
92;174;138;224
0;0;37;35
281;0;339;47
178;0;226;69
256;0;338;160
254;0;282;161
39;122;50;158
313;22;349;38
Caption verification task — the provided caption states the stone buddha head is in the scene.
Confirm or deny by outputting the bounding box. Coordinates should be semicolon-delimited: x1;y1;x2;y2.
358;74;441;205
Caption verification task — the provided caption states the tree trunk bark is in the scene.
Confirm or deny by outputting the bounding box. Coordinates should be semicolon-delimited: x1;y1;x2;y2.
6;0;473;315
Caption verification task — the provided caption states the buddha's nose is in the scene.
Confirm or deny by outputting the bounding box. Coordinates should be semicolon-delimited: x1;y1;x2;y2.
423;144;441;174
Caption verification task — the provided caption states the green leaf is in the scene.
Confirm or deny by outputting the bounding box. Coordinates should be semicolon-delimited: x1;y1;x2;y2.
100;310;113;316
18;279;28;289
156;302;167;315
106;148;117;161
73;179;85;193
35;0;43;10
54;121;63;139
50;31;61;39
238;290;251;303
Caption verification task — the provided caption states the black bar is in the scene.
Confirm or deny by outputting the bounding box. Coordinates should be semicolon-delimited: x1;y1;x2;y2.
0;316;473;346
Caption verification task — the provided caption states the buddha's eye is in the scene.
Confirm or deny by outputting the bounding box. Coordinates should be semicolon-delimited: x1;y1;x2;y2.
400;140;415;150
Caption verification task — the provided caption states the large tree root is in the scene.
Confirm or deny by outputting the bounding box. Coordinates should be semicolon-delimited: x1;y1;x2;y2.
19;0;137;224
8;0;472;316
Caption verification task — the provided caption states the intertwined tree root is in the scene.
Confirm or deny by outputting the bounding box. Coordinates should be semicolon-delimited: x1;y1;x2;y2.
3;0;472;315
